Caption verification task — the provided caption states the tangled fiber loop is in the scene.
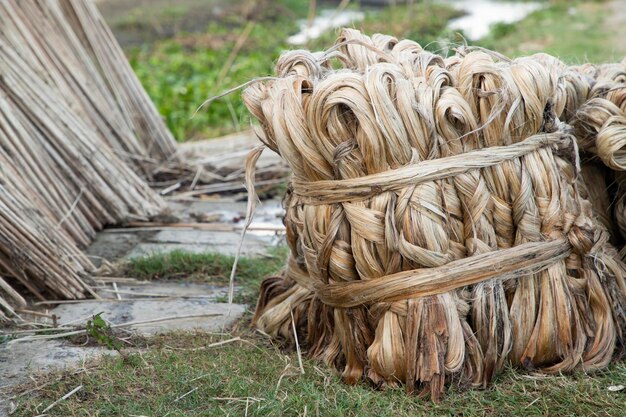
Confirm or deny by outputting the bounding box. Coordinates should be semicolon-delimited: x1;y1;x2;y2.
243;29;626;400
564;60;626;248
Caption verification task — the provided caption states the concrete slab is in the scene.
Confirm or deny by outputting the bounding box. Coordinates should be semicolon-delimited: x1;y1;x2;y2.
0;340;115;390
177;130;285;174
127;242;221;257
97;281;232;300
0;281;246;406
165;198;285;243
126;229;271;258
86;198;285;263
148;229;234;244
86;229;159;266
52;299;245;336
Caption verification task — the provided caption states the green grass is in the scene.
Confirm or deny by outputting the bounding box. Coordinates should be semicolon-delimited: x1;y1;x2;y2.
479;1;622;64
118;0;310;140
9;330;626;416
123;247;288;303
127;18;298;140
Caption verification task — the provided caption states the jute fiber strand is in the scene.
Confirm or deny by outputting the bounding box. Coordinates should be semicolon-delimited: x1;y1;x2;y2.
540;56;626;257
577;163;618;243
243;30;626;399
0;3;167;320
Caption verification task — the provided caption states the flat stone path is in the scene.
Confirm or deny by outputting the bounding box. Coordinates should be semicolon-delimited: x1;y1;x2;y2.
0;281;246;410
87;198;284;263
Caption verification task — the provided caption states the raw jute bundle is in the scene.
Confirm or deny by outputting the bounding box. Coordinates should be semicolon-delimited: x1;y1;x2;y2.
243;30;626;399
567;60;626;245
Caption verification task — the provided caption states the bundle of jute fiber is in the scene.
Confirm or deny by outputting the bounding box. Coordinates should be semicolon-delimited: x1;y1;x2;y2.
243;29;626;399
469;55;623;243
577;163;620;243
566;61;626;246
524;57;626;244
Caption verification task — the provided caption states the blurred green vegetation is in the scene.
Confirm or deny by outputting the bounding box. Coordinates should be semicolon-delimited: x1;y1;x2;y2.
119;0;622;142
480;1;621;64
123;246;288;304
124;1;463;141
128;22;294;140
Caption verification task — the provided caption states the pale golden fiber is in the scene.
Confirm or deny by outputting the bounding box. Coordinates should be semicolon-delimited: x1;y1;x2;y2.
244;30;626;400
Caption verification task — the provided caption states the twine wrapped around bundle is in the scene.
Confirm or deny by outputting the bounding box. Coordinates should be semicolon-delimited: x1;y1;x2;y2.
243;30;626;399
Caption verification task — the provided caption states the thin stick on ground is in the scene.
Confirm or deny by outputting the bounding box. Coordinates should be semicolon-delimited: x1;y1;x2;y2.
174;387;199;403
9;313;223;343
291;310;305;375
38;385;83;415
165;337;243;352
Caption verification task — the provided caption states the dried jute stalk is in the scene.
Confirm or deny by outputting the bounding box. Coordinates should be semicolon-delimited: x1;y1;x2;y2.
0;3;168;319
242;30;626;400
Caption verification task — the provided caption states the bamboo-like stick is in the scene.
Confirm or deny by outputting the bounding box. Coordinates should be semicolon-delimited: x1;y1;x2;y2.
0;0;179;176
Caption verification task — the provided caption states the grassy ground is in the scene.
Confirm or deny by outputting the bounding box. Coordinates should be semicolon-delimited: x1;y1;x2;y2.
8;250;626;416
10;332;626;416
480;0;625;64
123;248;288;304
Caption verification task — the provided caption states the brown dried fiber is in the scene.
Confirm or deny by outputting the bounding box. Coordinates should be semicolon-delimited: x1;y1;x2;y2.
243;30;626;399
568;60;626;248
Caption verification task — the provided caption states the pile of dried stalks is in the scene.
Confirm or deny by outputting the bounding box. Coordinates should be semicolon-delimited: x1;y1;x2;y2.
244;30;626;399
0;1;169;321
0;0;179;177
